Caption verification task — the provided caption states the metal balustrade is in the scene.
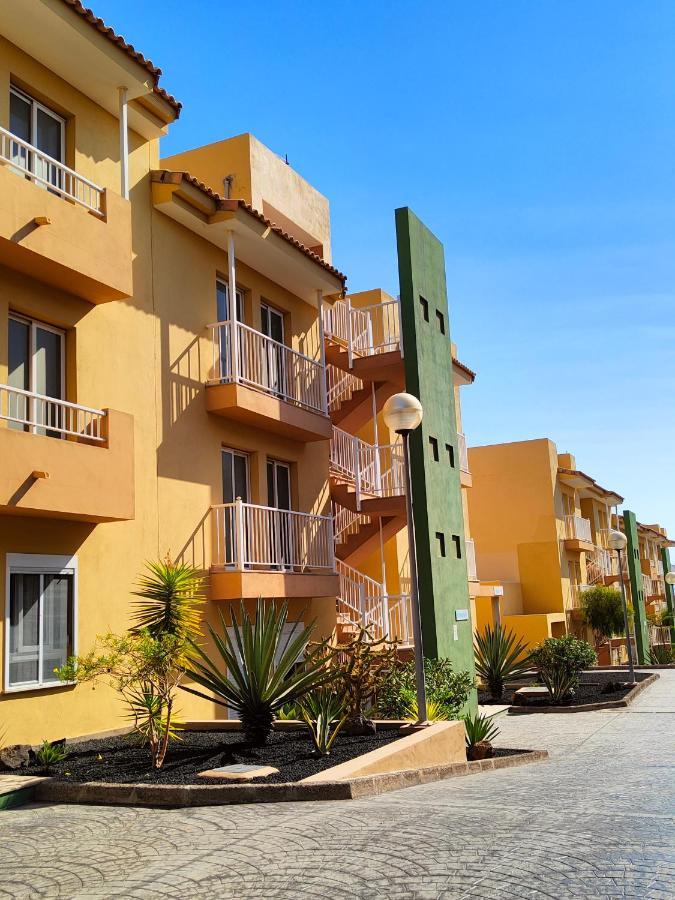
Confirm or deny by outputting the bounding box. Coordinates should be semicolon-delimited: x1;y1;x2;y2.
323;297;403;364
326;364;363;411
212;501;334;572
208;321;327;414
332;501;371;545
564;515;593;543
465;538;478;581
586;546;613;584
387;594;414;646
457;431;470;474
0;384;106;442
0;125;105;216
649;624;672;647
330;425;405;508
335;560;414;646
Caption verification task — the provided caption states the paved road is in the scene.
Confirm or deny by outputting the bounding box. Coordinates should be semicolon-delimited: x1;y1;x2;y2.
2;671;674;899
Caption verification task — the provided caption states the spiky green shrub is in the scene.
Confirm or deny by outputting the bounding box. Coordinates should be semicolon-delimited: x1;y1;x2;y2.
182;599;336;745
474;624;532;699
530;635;596;703
35;739;68;770
580;585;625;650
132;559;205;640
401;696;450;722
298;687;349;755
463;712;500;750
649;644;674;665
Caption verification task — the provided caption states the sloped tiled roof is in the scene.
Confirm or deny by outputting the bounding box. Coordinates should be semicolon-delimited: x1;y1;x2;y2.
151;170;347;285
60;0;181;116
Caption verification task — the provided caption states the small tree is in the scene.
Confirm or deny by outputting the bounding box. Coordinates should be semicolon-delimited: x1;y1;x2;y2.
333;625;399;731
376;657;474;719
531;635;596;703
58;559;205;769
580;585;625;651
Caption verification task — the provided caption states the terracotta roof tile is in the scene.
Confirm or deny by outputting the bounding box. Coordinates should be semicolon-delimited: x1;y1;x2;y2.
60;0;181;116
557;467;624;503
452;356;476;382
151;170;347;285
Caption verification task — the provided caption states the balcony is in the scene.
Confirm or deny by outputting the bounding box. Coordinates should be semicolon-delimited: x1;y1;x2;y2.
0;385;134;522
210;501;338;600
563;515;594;551
330;425;406;516
457;431;472;487
0;128;132;302
205;321;331;442
323;298;405;386
465;537;478;581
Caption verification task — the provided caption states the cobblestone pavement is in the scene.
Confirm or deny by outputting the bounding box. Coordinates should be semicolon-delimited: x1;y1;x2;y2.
1;671;673;899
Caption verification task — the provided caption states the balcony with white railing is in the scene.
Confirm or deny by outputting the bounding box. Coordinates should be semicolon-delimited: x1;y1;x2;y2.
330;425;405;511
0;385;134;522
648;624;672;647
210;500;338;600
563;515;593;547
457;432;470;474
0;127;132;302
205;320;331;441
323;297;403;367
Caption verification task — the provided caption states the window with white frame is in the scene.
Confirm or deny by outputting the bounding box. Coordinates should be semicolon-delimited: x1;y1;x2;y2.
9;86;66;190
6;554;76;690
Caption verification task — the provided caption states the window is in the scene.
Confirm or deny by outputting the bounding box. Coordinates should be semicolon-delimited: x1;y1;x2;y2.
445;443;455;468
215;279;244;323
429;436;439;461
436;311;445;334
436;532;446;557
6;554;76;691
452;535;462;559
260;302;287;397
8;313;64;435
9;86;65;191
419;296;429;322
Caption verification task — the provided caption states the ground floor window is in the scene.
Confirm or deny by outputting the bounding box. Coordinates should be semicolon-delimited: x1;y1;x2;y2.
5;554;76;690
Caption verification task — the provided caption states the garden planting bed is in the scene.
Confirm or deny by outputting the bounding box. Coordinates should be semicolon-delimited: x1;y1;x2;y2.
15;729;403;785
507;670;658;714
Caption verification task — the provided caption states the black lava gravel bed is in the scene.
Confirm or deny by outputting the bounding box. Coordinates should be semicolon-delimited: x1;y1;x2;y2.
17;729;403;785
480;669;652;708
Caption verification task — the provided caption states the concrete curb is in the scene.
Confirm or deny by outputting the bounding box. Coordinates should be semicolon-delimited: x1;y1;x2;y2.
32;749;548;808
507;673;659;715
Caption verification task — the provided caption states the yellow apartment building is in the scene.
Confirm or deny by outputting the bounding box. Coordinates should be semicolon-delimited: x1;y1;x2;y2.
467;438;624;647
0;0;345;744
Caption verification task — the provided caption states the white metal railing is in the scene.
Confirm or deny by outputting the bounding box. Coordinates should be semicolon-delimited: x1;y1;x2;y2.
465;538;477;581
649;624;672;646
457;432;469;474
332;501;371;546
336;560;386;639
330;426;404;509
643;574;657;598
326;364;363;411
656;559;665;577
566;581;592;611
0;384;106;442
586;546;613;584
564;515;593;543
388;594;414;646
323;297;403;365
208;321;327;414
0;125;104;216
212;501;334;572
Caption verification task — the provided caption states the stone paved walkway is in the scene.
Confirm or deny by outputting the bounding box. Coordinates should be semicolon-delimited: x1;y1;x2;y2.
1;671;673;899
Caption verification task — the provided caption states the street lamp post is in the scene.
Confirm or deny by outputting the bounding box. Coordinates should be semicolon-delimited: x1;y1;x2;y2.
607;529;636;685
664;571;675;642
382;392;426;723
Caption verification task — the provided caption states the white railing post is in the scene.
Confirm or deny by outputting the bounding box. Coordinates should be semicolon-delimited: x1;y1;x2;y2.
317;289;329;414
235;497;245;571
358;584;366;627
381;592;390;639
118;87;129;200
354;434;362;511
227;230;239;383
346;297;354;368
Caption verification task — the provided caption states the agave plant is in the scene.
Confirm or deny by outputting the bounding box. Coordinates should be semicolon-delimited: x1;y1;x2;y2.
182;599;337;745
298;687;349;756
474;624;532;699
402;696;450;722
463;711;500;754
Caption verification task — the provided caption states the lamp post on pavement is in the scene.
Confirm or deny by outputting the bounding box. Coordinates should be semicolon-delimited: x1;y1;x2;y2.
382;392;426;723
664;571;675;642
607;529;636;685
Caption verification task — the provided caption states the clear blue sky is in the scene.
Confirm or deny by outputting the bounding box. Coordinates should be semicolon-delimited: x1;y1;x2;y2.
97;1;675;534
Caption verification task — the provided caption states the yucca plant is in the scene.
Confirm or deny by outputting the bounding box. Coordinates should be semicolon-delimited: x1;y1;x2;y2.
298;687;349;756
182;599;337;745
463;711;500;759
402;696;450;722
132;559;205;644
474;624;532;699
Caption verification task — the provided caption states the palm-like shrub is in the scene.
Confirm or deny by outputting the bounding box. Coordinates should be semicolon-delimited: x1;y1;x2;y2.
132;559;205;641
182;599;336;745
298;688;349;755
402;696;449;722
474;624;532;699
463;712;500;759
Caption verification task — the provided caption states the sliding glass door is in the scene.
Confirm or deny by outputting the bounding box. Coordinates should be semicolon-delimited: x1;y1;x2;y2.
8;314;64;436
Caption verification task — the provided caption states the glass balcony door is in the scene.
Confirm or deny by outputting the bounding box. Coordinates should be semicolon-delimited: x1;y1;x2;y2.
267;459;292;570
215;279;243;380
8;314;64;436
222;448;250;568
9;87;65;192
260;302;286;398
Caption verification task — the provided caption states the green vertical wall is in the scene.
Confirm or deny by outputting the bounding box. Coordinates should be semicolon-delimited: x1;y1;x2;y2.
623;510;649;664
395;207;476;693
661;547;675;642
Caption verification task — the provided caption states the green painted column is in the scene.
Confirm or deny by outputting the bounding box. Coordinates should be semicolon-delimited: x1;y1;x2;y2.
623;510;649;664
395;207;476;701
660;547;675;642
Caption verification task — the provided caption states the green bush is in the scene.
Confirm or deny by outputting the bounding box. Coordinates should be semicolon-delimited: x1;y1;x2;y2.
298;687;349;755
35;739;68;769
474;624;532;699
376;658;473;719
580;585;625;649
649;644;674;665
530;636;597;703
660;611;674;628
463;712;500;750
